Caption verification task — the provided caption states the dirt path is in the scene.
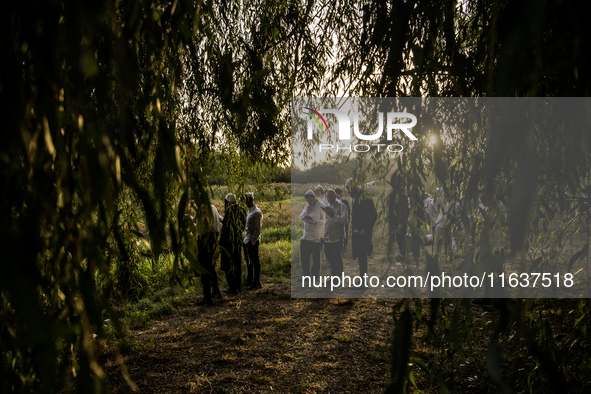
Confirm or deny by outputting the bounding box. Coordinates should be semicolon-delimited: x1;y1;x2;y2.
101;282;397;393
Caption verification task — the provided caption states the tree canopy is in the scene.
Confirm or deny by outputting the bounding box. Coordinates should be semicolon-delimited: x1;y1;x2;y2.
1;0;591;392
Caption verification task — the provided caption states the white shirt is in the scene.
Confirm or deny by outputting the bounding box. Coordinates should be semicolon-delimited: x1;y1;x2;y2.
195;204;221;234
210;205;221;233
324;200;347;243
424;197;436;224
244;205;263;245
299;200;325;243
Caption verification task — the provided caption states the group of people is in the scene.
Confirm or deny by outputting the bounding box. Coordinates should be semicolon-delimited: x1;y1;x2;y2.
299;179;378;280
193;193;263;306
419;189;511;258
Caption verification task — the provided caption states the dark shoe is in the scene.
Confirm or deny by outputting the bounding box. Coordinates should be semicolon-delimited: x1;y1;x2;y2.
223;288;240;295
248;282;262;290
196;297;213;306
213;291;223;300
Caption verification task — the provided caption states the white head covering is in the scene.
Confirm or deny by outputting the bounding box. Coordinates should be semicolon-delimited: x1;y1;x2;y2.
345;178;354;191
314;185;325;196
225;193;236;203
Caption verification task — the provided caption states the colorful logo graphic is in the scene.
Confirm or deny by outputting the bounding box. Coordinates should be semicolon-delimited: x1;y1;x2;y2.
303;107;329;132
303;106;418;141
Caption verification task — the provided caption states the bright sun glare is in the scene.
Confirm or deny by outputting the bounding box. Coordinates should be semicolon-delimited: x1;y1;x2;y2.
428;135;436;147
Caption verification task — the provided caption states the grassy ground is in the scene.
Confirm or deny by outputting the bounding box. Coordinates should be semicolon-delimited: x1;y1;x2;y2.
99;283;398;393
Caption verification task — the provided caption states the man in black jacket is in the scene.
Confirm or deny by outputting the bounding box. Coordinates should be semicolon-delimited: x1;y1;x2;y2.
335;188;350;252
219;193;247;294
345;178;378;277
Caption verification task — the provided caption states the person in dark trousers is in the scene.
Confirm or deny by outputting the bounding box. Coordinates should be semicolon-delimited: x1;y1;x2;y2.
196;204;223;306
243;193;263;290
387;172;410;263
323;189;348;276
219;193;246;295
335;188;350;252
299;190;325;279
346;178;378;278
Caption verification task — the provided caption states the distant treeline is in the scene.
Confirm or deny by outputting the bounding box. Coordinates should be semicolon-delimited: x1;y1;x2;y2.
206;159;356;185
291;160;356;184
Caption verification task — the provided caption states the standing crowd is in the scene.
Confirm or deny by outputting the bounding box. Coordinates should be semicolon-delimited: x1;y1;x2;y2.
298;179;378;281
297;180;491;280
191;193;263;306
191;180;503;302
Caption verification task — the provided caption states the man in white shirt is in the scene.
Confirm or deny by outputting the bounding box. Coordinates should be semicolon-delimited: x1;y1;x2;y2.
423;192;436;233
323;189;348;276
299;190;325;279
243;193;263;290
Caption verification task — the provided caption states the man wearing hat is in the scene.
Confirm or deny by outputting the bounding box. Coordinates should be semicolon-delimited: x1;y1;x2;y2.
346;178;377;278
299;190;325;279
243;193;263;290
219;193;247;294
